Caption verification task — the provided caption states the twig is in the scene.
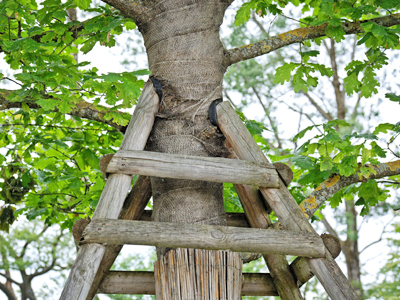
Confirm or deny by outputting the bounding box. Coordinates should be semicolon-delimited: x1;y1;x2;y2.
360;216;395;254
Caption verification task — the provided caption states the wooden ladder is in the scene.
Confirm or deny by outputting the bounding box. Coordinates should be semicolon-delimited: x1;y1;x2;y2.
60;81;360;300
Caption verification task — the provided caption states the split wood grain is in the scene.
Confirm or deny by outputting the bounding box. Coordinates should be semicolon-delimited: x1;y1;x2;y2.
60;81;159;300
99;271;277;296
107;149;280;188
83;219;325;257
216;101;360;300
153;249;242;300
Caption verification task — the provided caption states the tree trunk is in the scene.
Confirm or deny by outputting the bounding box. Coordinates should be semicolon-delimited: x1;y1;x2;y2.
135;0;241;298
342;200;363;298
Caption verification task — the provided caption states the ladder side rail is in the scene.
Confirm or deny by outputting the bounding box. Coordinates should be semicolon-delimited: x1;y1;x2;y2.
216;101;361;300
60;81;159;300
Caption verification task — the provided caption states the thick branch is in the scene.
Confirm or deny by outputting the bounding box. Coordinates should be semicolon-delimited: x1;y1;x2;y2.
299;160;400;219
100;0;151;25
225;13;400;66
0;89;126;132
0;281;17;300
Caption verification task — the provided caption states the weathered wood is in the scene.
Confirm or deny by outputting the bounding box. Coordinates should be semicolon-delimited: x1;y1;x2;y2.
60;81;159;300
291;234;342;287
233;182;304;300
153;249;242;300
60;244;106;299
216;101;361;300
140;210;250;227
273;162;293;186
83;219;325;257
98;271;277;296
106;149;280;188
85;175;152;300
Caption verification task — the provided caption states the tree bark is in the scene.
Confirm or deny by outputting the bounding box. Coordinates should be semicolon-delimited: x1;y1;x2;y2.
342;200;363;298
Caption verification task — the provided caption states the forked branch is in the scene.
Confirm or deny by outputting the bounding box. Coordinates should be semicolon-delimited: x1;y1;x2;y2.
224;13;400;66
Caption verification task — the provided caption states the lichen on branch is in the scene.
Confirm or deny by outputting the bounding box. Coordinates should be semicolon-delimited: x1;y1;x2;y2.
300;160;400;219
224;13;400;66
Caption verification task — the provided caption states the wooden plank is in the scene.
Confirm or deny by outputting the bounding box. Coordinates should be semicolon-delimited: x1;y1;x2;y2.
106;149;279;188
98;271;278;296
85;175;152;300
60;81;159;300
83;219;325;257
216;101;361;300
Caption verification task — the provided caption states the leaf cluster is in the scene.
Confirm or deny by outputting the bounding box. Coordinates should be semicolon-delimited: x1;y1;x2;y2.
235;0;400;98
287;120;400;216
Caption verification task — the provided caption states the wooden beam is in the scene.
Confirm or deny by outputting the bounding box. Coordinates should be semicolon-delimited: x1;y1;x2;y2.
106;149;280;188
140;210;251;227
216;101;361;300
98;271;278;296
83;219;325;257
60;81;160;300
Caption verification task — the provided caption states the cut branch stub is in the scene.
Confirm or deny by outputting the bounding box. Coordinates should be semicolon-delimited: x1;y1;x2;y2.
72;217;91;251
99;154;115;180
273;162;293;186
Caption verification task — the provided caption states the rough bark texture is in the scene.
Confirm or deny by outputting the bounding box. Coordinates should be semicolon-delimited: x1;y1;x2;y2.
136;0;231;261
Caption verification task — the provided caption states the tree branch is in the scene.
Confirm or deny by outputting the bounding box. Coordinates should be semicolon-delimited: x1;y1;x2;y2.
359;216;395;254
0;89;127;132
299;160;400;219
0;272;20;286
0;281;18;300
320;213;340;239
324;38;346;119
100;0;151;26
301;91;333;121
224;13;400;66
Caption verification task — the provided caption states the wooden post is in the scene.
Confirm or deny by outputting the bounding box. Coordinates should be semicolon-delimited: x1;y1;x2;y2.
154;249;242;300
83;219;326;257
216;101;361;300
60;81;159;300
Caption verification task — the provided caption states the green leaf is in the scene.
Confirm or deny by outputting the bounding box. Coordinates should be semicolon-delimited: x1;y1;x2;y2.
373;123;394;134
234;0;257;26
81;39;97;54
74;0;92;10
35;98;59;111
26;208;48;220
292;155;315;170
385;93;400;103
293;125;318;142
326;25;345;43
274;63;299;84
124;21;136;30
